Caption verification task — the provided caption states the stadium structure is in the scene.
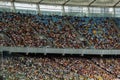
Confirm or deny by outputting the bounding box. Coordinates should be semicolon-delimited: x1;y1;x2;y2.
0;0;120;80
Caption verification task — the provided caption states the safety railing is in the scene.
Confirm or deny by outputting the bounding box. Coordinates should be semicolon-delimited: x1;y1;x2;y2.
0;46;120;55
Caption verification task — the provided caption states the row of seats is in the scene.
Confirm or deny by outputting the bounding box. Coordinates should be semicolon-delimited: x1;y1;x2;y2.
1;54;120;80
0;12;120;49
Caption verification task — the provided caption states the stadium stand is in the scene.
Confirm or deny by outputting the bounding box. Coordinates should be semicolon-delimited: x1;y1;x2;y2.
0;12;120;49
1;53;120;80
0;12;48;47
69;17;120;49
0;0;120;80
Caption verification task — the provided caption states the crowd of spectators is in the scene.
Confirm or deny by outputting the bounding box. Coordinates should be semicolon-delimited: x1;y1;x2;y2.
0;11;120;80
1;54;120;80
0;12;86;48
0;12;48;47
30;15;85;48
0;11;120;49
92;58;120;78
69;17;120;49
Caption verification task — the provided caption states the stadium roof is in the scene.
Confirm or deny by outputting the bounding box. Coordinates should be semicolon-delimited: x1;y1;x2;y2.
0;0;120;7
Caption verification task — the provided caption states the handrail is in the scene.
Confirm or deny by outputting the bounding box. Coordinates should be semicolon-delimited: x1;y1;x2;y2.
0;46;120;55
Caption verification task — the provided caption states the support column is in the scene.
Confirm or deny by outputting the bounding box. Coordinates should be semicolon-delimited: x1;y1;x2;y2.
113;7;115;17
62;5;65;16
82;7;84;17
88;7;90;17
37;4;41;14
11;2;16;12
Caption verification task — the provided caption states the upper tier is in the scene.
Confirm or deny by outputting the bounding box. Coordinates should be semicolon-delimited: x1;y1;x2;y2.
0;12;120;49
